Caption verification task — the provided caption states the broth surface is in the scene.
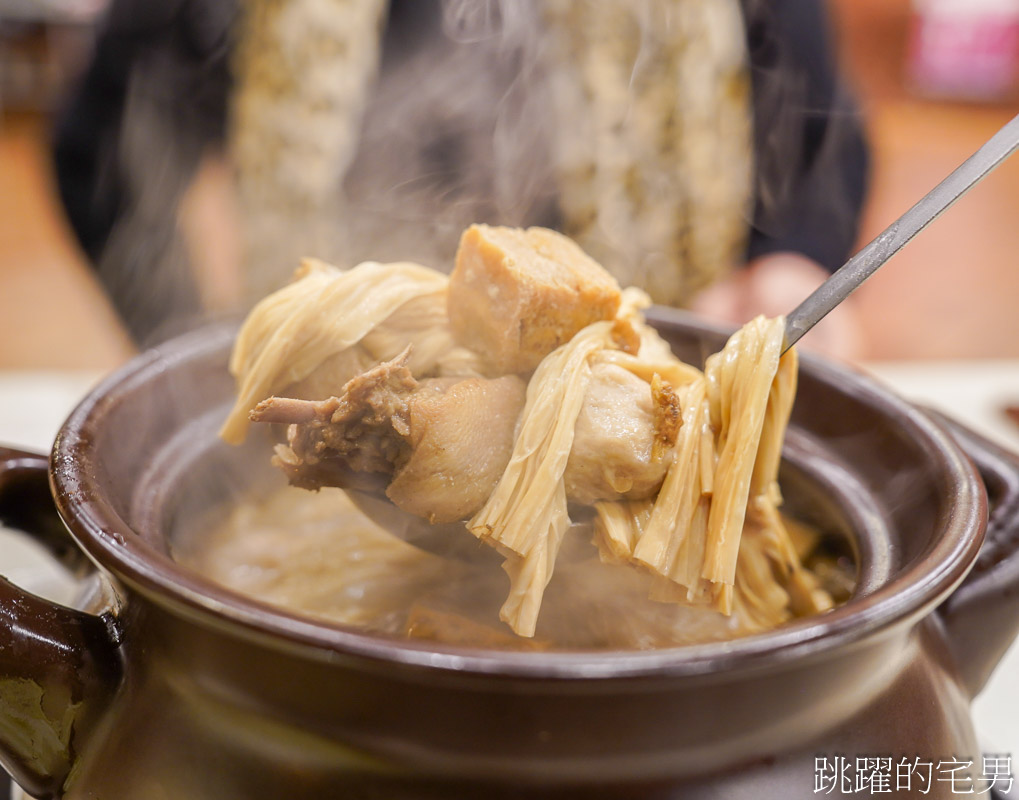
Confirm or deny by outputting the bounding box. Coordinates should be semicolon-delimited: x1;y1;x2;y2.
176;486;852;651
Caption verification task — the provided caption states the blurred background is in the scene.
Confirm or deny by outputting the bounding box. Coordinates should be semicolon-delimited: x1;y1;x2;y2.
1;0;1019;369
2;0;1019;771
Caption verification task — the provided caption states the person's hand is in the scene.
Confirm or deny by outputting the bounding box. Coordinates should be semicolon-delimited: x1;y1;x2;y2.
179;152;243;314
689;252;865;361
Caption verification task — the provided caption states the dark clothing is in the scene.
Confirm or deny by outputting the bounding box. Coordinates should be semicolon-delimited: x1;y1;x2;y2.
742;0;869;272
52;0;235;343
54;0;233;262
53;0;867;343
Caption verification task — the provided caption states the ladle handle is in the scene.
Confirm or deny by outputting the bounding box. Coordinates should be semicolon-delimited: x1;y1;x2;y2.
0;447;122;800
784;113;1019;351
929;416;1019;698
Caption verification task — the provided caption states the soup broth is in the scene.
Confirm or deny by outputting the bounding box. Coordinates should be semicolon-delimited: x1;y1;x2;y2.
176;487;853;651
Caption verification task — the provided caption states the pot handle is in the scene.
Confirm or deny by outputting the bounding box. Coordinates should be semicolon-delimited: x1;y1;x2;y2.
0;446;122;800
930;413;1019;698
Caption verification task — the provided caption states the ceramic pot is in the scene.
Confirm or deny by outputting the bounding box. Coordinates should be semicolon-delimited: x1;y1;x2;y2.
1;310;1018;799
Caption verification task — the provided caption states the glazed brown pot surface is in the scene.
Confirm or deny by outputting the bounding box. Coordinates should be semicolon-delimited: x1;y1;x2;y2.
2;309;1019;799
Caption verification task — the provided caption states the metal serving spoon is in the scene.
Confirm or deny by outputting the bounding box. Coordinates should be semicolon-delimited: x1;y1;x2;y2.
783;112;1019;352
346;489;505;565
346;490;599;567
354;113;1019;562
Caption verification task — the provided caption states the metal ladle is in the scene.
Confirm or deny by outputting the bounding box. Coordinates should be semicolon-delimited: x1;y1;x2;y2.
355;112;1019;562
783;112;1019;352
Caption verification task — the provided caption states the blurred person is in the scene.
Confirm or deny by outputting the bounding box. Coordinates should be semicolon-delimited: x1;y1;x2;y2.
53;0;868;357
52;0;237;343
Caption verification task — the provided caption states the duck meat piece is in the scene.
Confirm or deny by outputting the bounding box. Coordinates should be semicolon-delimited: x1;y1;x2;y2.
252;348;419;482
563;362;680;505
255;352;682;523
251;350;528;524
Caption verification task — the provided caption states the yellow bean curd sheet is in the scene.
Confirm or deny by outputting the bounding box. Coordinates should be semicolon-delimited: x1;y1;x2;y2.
211;229;852;646
176;486;850;651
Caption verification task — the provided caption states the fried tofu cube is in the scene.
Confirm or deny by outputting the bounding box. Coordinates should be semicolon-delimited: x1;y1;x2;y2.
448;225;622;373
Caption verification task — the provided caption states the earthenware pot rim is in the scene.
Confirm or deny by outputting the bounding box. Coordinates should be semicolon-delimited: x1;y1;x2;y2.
49;315;986;681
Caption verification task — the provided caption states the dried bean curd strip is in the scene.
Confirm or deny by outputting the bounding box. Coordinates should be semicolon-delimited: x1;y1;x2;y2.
468;320;620;636
224;228;835;638
221;260;479;443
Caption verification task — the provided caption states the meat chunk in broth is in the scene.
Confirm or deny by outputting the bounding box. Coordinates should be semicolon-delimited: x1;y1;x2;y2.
386;373;526;523
252;351;418;493
254;350;681;523
252;349;528;523
564;361;678;505
226;224;839;641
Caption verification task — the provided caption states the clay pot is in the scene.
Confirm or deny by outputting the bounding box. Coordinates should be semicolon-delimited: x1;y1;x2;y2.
1;310;1018;799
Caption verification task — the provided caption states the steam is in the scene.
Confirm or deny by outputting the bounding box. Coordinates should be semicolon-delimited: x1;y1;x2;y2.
83;0;865;343
740;0;867;269
84;0;235;346
178;485;759;650
337;0;557;270
441;0;529;44
96;70;206;345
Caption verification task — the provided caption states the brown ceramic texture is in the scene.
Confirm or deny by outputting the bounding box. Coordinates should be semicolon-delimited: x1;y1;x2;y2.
0;309;1018;799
